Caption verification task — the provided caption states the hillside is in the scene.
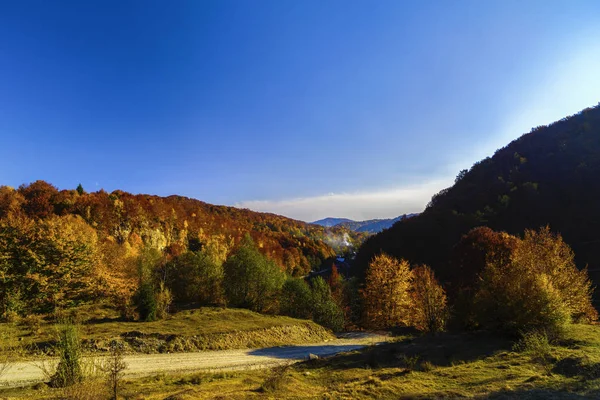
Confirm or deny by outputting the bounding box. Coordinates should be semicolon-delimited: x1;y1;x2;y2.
0;182;362;278
312;214;418;234
311;217;354;227
355;104;600;293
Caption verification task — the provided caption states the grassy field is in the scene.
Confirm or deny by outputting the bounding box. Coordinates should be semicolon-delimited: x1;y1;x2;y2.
4;324;599;399
0;305;334;356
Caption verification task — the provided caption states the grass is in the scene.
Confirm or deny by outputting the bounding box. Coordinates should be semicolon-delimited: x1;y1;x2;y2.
0;305;334;357
3;321;600;398
6;324;600;399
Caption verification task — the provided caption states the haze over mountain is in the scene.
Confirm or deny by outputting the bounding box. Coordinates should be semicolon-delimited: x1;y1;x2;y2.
355;104;600;298
312;214;418;233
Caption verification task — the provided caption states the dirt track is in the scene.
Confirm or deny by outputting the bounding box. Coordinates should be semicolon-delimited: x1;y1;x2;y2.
0;332;386;388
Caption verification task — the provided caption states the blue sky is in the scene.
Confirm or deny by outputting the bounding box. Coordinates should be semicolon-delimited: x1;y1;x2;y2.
1;1;600;221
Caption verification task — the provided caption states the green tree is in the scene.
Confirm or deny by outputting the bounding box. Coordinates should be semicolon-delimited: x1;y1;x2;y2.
75;184;85;196
166;251;223;305
223;234;285;313
280;278;313;319
311;277;344;331
135;281;157;322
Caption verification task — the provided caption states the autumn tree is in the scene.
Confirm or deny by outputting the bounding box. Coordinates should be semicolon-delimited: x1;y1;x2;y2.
362;253;413;329
410;265;448;333
223;234;285;313
0;214;99;315
0;186;24;219
474;227;597;336
515;227;597;322
327;264;344;306
18;180;58;219
450;227;519;328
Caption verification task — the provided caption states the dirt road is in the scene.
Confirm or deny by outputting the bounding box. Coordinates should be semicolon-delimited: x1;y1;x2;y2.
0;333;386;388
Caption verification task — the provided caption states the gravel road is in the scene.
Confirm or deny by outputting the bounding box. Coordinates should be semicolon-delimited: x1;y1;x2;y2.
0;332;387;388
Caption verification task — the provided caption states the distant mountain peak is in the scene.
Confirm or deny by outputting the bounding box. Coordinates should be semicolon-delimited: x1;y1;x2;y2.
311;214;418;233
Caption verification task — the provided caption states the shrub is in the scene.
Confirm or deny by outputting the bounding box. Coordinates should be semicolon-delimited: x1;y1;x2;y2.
155;282;173;320
514;330;555;371
411;265;448;333
50;320;83;388
100;341;127;400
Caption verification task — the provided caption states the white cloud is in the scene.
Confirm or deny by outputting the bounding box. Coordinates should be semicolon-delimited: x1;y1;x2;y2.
235;179;452;222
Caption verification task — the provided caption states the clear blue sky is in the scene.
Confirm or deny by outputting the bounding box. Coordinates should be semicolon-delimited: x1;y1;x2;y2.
1;1;600;221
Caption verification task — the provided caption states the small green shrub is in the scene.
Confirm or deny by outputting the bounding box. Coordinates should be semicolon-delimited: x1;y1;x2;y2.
50;320;83;388
514;330;555;371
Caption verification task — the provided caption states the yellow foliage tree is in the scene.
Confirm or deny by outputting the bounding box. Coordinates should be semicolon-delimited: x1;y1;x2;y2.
362;253;412;329
474;227;597;335
411;265;448;333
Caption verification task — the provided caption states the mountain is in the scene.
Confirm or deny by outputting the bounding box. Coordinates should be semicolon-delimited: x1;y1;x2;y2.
312;214;418;233
0;182;364;277
354;104;600;296
311;217;354;227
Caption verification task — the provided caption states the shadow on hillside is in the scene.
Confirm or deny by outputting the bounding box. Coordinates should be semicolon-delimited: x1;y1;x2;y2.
249;344;365;360
297;331;513;371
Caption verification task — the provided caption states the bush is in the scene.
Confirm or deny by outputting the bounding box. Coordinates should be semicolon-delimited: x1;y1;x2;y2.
514;330;554;371
50;320;83;388
155;282;172;320
100;341;127;400
411;265;448;333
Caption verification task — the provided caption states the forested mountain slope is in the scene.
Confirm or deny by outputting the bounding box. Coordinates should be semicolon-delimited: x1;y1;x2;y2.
355;104;600;292
0;182;361;277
